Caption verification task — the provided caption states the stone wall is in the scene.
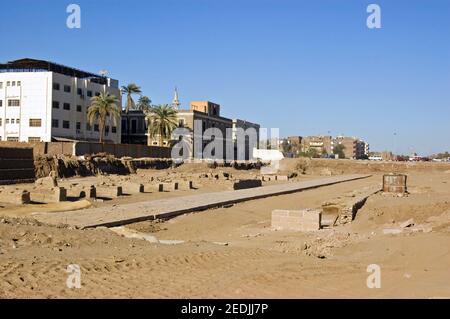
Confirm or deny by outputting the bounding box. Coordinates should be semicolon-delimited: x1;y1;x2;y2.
0;147;35;184
0;141;171;159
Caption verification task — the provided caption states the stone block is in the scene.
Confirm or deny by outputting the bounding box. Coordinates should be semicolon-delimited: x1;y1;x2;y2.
232;179;262;190
96;186;123;198
276;175;289;181
122;182;144;194
262;175;275;182
30;187;67;203
0;189;31;204
162;182;178;192
67;185;96;199
271;209;321;231
144;183;164;192
383;228;403;235
177;181;193;190
35;175;58;188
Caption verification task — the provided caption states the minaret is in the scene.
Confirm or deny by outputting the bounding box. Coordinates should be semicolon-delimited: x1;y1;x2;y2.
171;87;180;109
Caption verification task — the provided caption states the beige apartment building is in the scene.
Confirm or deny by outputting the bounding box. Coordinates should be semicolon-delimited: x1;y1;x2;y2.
301;135;333;155
300;135;369;159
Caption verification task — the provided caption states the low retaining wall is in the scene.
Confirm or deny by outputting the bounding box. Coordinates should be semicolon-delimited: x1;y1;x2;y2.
0;141;171;159
0;147;35;185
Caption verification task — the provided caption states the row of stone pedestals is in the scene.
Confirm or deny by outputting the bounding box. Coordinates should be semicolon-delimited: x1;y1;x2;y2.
94;181;195;198
261;175;290;182
0;179;196;205
0;187;67;205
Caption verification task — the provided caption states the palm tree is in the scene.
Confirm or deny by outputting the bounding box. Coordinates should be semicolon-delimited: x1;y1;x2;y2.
120;83;142;113
146;104;178;147
137;95;152;112
87;92;121;143
120;83;142;144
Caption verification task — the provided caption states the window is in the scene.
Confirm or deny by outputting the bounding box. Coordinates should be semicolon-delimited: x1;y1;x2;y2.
76;105;82;112
29;119;42;127
11;119;15;124
8;99;20;107
64;85;71;93
63;121;70;129
95;92;100;97
0;82;3;89
7;81;11;86
52;101;60;109
12;81;16;86
0;119;2;126
112;126;117;133
0;136;2;141
53;83;60;90
7;137;19;142
76;122;81;130
16;119;20;124
63;103;71;110
86;123;91;131
94;124;99;132
52;119;59;128
5;119;10;124
0;100;2;107
105;126;110;134
28;137;41;143
17;81;21;86
87;90;93;97
77;88;83;95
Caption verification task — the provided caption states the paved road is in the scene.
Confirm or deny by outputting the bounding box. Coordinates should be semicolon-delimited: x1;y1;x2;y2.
32;174;371;228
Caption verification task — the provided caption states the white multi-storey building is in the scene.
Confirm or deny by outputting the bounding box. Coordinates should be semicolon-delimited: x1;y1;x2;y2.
0;58;122;143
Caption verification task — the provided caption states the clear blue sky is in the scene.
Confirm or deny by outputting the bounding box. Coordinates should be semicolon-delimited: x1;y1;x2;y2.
1;0;449;155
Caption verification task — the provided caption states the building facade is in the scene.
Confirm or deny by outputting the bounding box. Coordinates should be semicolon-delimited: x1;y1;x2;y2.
299;134;369;159
0;58;121;143
121;110;147;144
301;135;333;155
148;100;260;160
149;101;233;158
334;136;369;159
232;119;260;160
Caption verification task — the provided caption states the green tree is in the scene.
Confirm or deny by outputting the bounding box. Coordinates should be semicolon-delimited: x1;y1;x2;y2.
137;95;152;112
87;92;121;143
120;83;142;113
299;148;319;158
121;83;142;143
281;140;292;153
146;104;178;147
333;144;346;159
436;151;450;159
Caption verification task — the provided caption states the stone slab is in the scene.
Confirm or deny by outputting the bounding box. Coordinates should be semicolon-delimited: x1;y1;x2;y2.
271;209;321;231
30;187;67;203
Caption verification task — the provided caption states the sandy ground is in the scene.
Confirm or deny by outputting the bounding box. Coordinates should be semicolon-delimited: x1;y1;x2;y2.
0;164;449;298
